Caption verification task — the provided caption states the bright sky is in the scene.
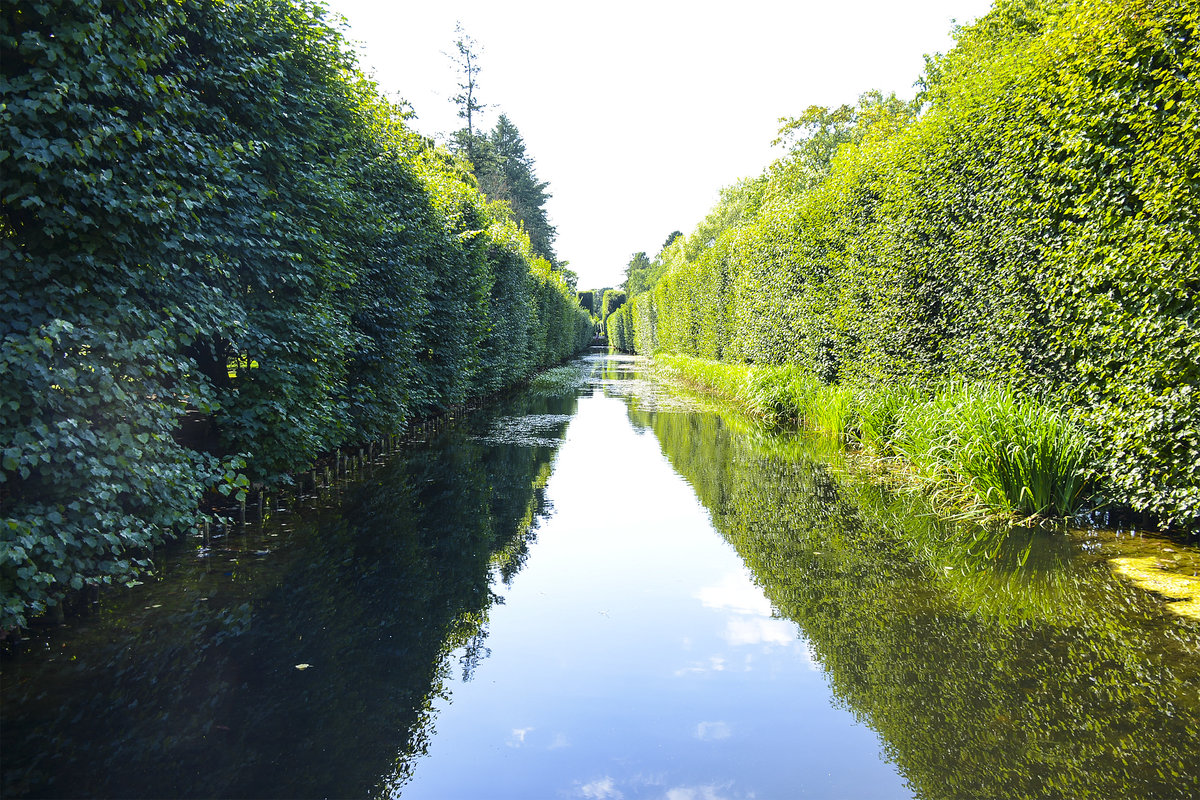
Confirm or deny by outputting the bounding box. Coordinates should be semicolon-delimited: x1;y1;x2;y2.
322;0;997;291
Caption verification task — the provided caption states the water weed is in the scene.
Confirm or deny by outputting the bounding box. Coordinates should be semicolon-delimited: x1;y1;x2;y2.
528;365;588;397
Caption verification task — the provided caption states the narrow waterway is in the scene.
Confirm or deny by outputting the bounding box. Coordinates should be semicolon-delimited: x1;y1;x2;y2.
3;349;1198;799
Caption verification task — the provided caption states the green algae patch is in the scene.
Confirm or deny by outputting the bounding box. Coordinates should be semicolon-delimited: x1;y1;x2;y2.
1110;556;1200;621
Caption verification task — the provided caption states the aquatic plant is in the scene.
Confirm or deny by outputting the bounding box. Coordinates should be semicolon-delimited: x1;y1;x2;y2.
891;384;1094;518
527;365;587;397
855;384;926;453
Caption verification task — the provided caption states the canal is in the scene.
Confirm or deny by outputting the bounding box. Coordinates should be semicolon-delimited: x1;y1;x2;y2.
2;349;1198;799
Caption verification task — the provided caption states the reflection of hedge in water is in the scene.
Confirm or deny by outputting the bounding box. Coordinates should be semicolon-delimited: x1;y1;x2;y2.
644;410;1200;800
0;395;571;799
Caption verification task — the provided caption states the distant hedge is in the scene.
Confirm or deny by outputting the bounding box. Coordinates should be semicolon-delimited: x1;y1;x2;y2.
613;0;1199;530
0;0;590;628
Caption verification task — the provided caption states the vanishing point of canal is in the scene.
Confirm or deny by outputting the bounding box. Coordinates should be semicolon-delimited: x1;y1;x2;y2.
3;349;1198;799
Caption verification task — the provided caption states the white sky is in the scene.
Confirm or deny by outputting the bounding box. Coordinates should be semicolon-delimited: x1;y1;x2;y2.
322;1;996;290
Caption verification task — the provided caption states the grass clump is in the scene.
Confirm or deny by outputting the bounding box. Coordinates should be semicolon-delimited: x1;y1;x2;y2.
744;364;816;426
856;384;925;453
889;384;1094;518
656;353;1095;519
656;354;749;405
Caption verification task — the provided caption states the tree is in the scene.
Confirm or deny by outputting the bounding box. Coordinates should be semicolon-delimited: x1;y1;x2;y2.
683;176;767;260
448;22;486;162
442;31;558;264
623;252;653;296
558;265;578;291
769;92;914;196
768;103;857;194
475;115;558;263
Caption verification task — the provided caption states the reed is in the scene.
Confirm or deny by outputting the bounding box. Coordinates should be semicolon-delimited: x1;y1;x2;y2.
950;385;1093;517
744;364;813;425
810;383;857;439
856;384;925;453
656;354;1095;519
889;383;1093;517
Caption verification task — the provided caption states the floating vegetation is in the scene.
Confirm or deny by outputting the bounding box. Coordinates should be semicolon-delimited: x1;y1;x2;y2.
1110;558;1200;620
527;365;589;397
1104;536;1200;622
475;414;573;448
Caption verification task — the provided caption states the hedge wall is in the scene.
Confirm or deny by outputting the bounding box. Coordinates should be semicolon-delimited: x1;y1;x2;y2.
0;0;591;628
613;0;1199;530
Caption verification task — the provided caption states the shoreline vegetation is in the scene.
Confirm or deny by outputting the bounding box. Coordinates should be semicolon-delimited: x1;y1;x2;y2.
652;352;1094;523
605;0;1198;535
646;352;1200;621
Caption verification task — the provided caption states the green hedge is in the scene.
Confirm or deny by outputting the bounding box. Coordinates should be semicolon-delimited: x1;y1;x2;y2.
618;0;1199;530
0;0;590;628
600;288;626;323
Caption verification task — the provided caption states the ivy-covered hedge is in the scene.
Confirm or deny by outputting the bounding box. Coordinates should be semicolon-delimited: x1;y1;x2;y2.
614;0;1199;531
0;0;590;628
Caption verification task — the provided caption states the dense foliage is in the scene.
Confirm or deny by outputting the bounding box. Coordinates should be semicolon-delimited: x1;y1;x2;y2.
0;0;590;629
612;0;1199;530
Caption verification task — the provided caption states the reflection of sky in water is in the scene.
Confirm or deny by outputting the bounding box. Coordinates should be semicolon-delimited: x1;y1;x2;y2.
394;383;911;799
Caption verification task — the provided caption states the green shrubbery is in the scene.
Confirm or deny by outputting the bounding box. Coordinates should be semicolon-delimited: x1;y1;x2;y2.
0;0;590;628
614;0;1199;530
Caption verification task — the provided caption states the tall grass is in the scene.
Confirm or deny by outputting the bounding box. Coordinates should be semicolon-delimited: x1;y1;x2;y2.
890;384;1094;517
655;354;1096;519
656;354;746;403
744;364;815;425
856;384;925;453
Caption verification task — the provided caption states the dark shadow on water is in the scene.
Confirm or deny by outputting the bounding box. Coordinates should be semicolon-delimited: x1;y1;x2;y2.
1;390;577;799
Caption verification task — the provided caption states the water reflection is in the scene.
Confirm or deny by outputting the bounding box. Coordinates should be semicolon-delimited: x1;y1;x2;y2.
3;350;1198;800
394;363;907;799
1;390;576;799
640;401;1200;800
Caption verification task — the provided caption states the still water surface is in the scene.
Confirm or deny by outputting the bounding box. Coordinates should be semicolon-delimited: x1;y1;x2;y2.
2;350;1198;799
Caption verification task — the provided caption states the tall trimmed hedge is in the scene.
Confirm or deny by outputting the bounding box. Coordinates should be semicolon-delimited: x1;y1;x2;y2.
615;0;1199;530
0;0;590;628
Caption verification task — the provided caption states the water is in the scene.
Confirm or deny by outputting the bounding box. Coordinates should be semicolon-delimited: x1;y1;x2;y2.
3;349;1198;799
